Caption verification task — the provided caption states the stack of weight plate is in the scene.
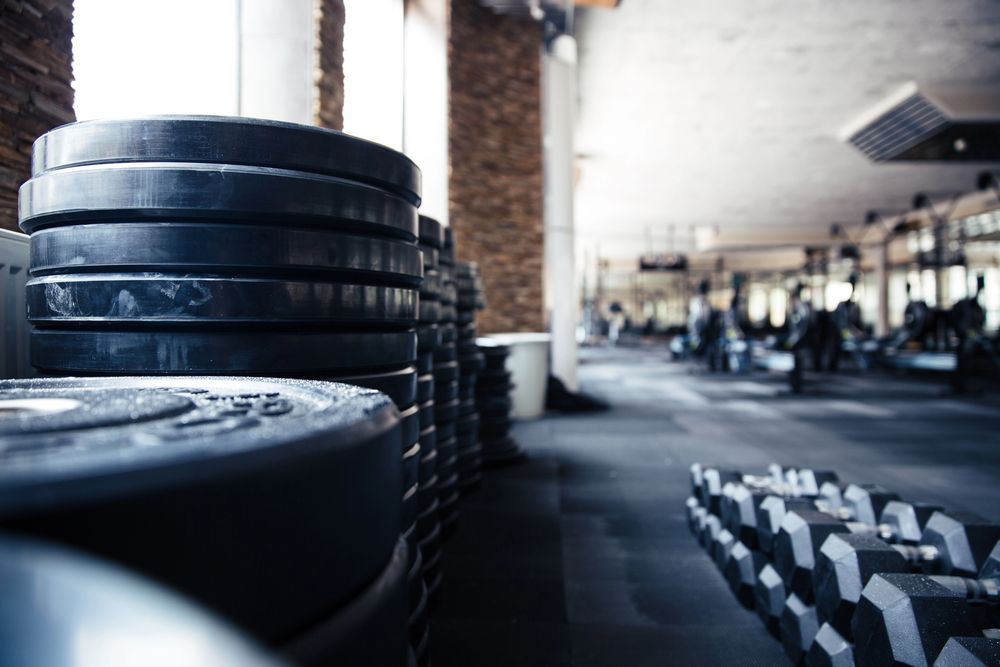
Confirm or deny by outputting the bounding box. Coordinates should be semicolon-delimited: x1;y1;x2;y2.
414;215;443;631
17;117;424;666
434;228;460;535
0;376;409;666
455;261;485;492
475;338;524;464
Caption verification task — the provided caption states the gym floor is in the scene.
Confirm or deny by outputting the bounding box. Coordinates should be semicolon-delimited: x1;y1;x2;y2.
429;346;1000;666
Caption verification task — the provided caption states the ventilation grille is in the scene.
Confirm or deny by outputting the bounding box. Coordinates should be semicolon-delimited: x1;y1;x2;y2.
847;93;950;162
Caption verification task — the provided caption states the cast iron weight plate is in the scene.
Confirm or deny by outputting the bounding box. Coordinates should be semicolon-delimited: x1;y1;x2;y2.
0;376;402;643
27;275;418;327
29;223;424;287
19;163;417;241
31;116;422;206
30;329;418;375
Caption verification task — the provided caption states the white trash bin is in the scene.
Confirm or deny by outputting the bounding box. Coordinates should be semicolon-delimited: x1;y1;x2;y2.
485;332;550;419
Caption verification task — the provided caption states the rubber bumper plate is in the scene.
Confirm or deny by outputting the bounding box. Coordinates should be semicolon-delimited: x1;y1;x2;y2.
31;116;421;206
29;223;423;286
27;275;417;327
0;532;285;667
30;329;417;375
334;365;418;409
282;537;409;667
19;163;417;241
0;376;402;643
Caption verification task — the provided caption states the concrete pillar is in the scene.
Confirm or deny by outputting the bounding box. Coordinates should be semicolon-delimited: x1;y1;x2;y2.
238;0;316;124
403;0;448;223
875;240;890;336
543;35;579;391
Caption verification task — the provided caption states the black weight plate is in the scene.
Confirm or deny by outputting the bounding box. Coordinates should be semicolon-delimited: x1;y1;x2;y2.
437;437;457;464
399;403;420;451
419;246;439;270
458;326;477;343
31;329;417;375
0;532;284;667
418;400;434;430
416;352;434;375
436;421;456;444
458;354;485;374
418;216;444;249
406;542;423;610
27;275;417;327
29;223;423;286
418;428;437;482
417;478;439;525
282;538;408;667
456;412;479;435
0;376;401;642
439;323;456;344
416;375;434;405
456;310;474;325
477;394;512;413
20;164;417;241
433;362;459;386
440;305;457;323
32;116;421;206
416;324;439;354
419;269;441;299
333;365;417;409
402;442;421;506
459;398;476;417
418;300;441;325
407;580;429;642
433;342;457;364
435;398;459;423
402;481;419;538
460;386;476;403
477;368;511;382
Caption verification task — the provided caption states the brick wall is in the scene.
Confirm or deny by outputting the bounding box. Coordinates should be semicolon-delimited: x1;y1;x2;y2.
448;0;544;334
0;0;74;233
314;0;345;130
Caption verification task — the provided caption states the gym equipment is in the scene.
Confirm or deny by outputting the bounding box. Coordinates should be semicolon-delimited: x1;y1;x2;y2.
20;163;417;241
0;376;402;644
806;623;855;667
29;223;423;285
782;592;820;665
814;511;1000;639
757;563;788;637
30;328;418;375
30;116;421;206
476;338;523;465
934;636;1000;666
852;542;1000;667
0;532;284;667
26;274;418;326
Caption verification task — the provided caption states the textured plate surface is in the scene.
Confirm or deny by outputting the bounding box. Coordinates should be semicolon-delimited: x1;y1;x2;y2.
20;163;417;240
27;275;417;326
32;116;421;205
31;329;417;375
0;376;402;642
333;365;418;408
29;223;423;285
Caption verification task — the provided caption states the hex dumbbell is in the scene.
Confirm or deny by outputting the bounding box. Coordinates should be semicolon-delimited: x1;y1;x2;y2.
852;542;1000;667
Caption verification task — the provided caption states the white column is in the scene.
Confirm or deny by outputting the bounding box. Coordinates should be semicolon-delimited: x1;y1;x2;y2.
543;35;579;391
403;0;448;223
238;0;316;124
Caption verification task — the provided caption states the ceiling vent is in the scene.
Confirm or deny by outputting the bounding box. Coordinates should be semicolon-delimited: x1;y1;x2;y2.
839;82;1000;162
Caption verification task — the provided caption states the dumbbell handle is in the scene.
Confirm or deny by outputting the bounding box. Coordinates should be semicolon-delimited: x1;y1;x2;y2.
932;575;999;604
891;543;940;565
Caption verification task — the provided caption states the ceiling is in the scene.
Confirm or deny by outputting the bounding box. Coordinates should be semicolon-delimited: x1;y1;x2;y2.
574;0;1000;260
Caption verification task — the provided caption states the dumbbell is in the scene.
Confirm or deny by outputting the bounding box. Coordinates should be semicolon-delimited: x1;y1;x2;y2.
852;541;1000;667
805;623;854;667
934;634;1000;666
694;464;790;517
781;591;821;665
814;511;1000;641
773;484;907;601
723;541;768;609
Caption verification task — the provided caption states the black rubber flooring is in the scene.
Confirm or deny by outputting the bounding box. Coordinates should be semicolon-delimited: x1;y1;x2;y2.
429;346;1000;666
